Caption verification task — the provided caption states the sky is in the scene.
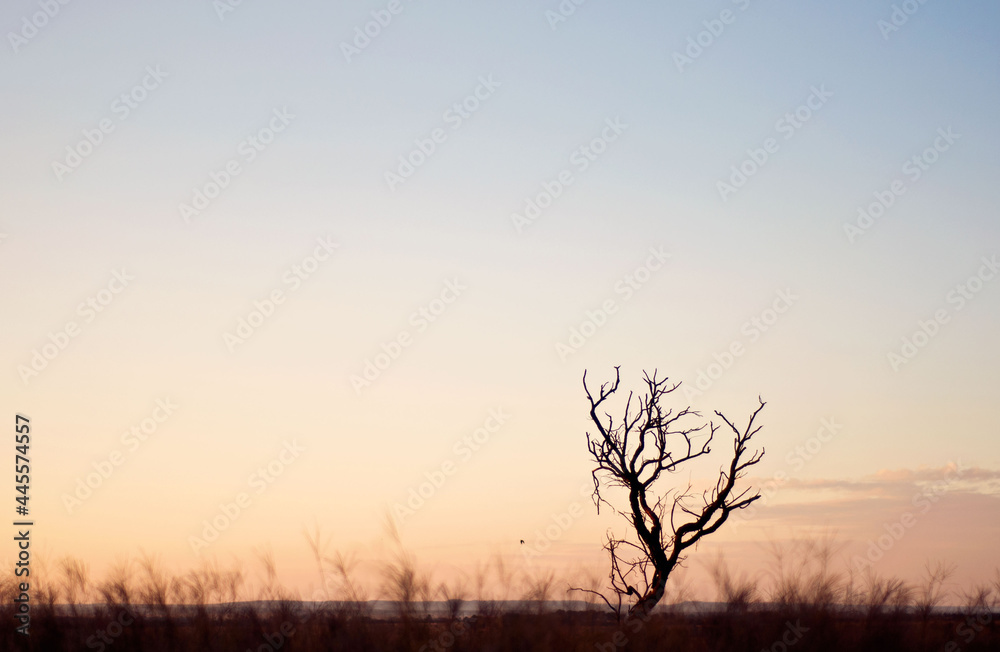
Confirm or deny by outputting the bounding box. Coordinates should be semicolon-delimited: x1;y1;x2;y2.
1;0;998;601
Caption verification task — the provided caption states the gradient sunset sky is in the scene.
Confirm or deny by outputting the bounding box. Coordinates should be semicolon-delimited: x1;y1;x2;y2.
2;0;998;598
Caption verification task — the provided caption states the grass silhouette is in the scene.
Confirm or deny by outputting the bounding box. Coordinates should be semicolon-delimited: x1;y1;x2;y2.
2;536;997;651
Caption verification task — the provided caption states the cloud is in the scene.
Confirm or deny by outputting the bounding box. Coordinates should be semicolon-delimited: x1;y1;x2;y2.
732;463;1000;547
750;463;1000;502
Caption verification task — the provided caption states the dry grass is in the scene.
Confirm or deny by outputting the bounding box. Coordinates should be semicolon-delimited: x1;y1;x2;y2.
1;538;997;651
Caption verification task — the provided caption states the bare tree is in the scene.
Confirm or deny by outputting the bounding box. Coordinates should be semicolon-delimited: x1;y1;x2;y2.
573;367;765;620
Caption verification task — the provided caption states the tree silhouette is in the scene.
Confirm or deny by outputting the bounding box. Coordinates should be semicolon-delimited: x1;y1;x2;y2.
574;367;765;621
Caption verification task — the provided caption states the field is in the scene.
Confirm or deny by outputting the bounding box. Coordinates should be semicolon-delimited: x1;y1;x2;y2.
2;544;996;652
